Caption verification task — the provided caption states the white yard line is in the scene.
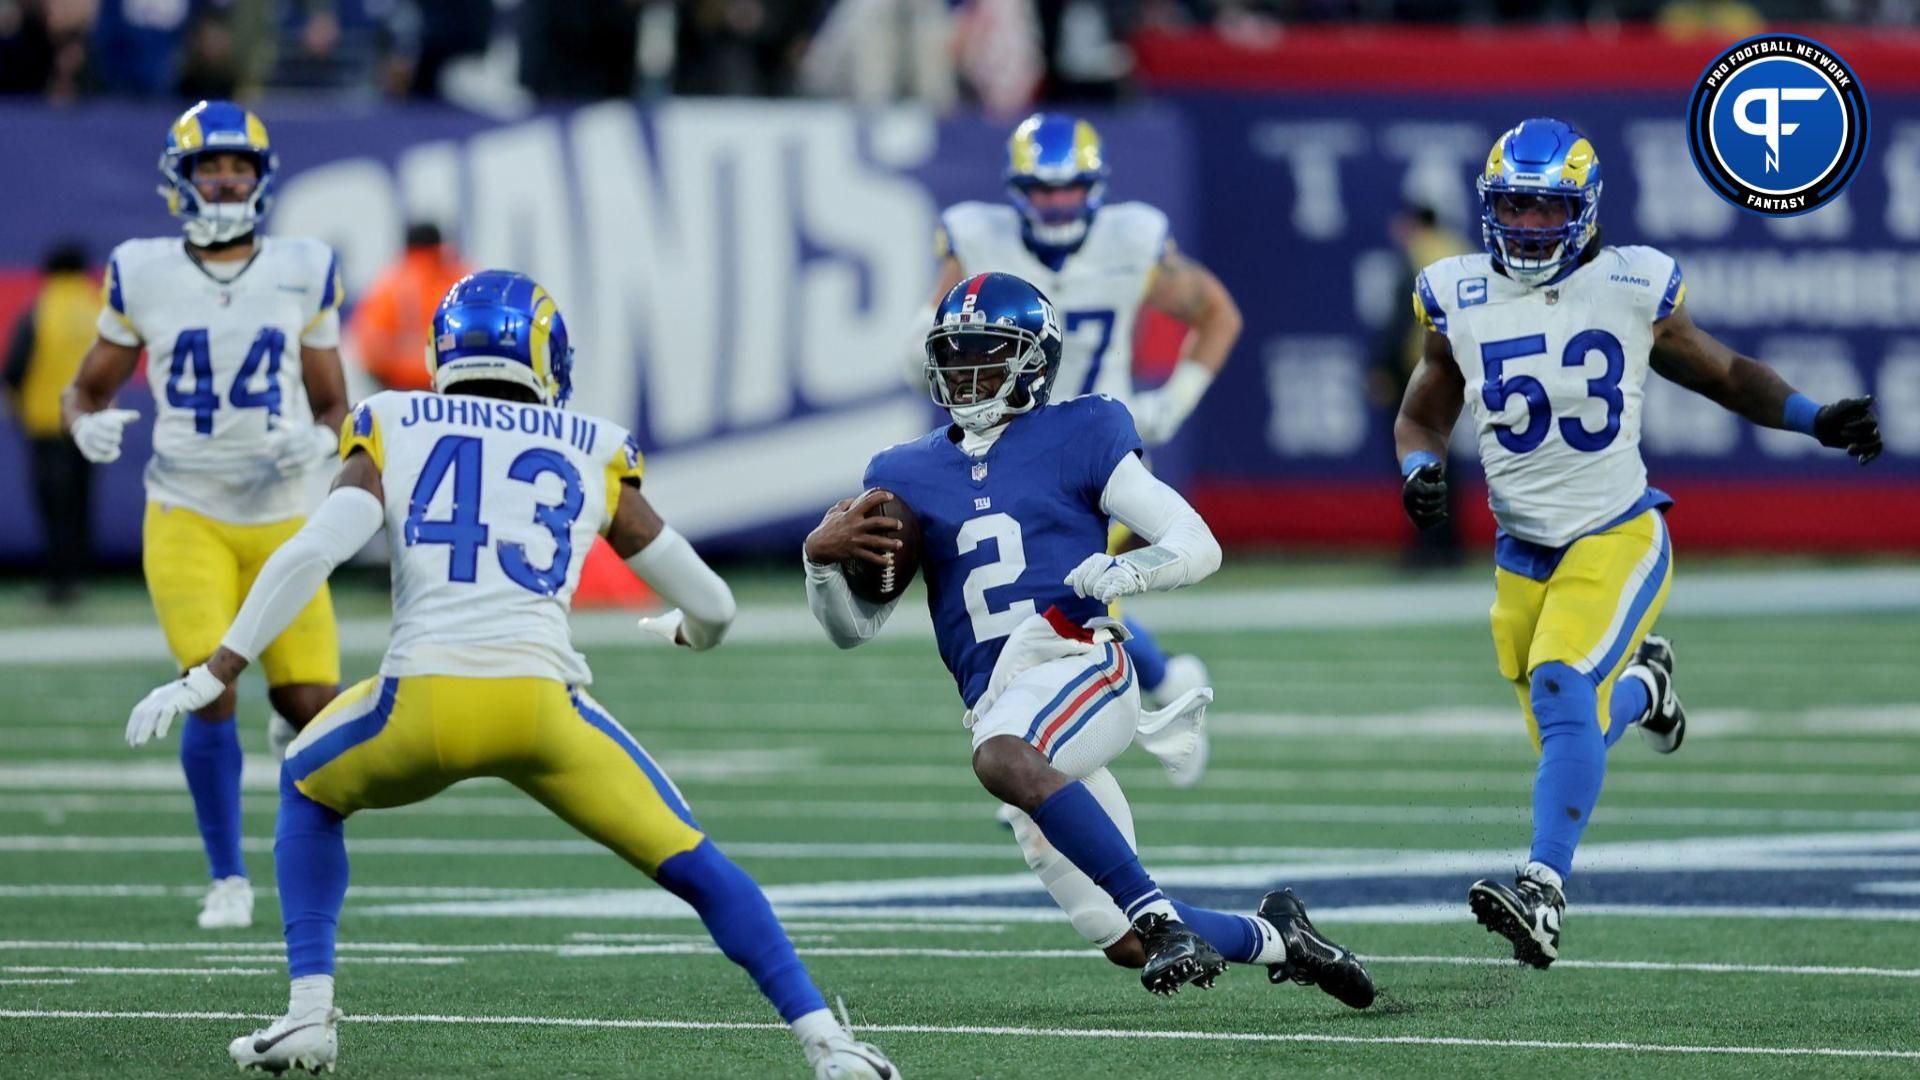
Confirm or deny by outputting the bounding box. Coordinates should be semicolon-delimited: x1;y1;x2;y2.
1;966;274;977
4;939;1919;980
0;978;74;985
1;1008;1917;1060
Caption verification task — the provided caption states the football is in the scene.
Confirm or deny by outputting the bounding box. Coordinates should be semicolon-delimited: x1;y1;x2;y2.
843;495;922;605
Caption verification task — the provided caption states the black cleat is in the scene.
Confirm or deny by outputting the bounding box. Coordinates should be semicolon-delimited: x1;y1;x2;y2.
1132;912;1227;996
1632;634;1686;754
1256;889;1375;1009
1469;873;1565;969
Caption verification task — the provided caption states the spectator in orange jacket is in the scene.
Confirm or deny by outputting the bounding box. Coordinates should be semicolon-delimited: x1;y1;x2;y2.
349;223;471;392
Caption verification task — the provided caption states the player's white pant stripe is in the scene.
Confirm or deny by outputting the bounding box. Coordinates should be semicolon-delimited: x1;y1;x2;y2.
1575;512;1669;677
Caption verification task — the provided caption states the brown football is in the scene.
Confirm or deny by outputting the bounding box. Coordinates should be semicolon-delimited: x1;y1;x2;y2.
843;496;923;605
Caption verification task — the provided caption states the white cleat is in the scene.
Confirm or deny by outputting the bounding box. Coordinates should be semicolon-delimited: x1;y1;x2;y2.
229;1008;340;1074
1145;654;1209;711
1134;685;1213;789
198;875;254;930
806;1032;900;1079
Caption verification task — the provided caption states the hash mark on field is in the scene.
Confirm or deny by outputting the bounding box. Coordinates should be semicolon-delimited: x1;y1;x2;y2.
2;1009;1917;1060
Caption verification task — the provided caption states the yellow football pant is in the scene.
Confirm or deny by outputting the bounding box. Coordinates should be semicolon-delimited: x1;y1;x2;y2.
1489;509;1673;748
284;676;706;874
142;502;339;686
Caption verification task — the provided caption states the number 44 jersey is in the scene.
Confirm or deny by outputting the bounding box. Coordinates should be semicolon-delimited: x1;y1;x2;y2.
99;236;344;524
341;390;645;685
1414;245;1685;548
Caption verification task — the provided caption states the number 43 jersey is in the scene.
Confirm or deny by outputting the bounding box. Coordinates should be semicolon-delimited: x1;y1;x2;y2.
341;390;645;685
98;236;343;525
1414;245;1685;548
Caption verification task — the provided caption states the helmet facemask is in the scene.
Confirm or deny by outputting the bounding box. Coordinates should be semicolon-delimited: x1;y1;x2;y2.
162;149;274;247
1479;183;1599;288
1008;178;1103;248
925;323;1050;433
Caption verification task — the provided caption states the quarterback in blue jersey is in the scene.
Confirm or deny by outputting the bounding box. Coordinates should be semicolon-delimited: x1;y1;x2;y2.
1395;119;1883;968
807;272;1372;1007
924;113;1244;788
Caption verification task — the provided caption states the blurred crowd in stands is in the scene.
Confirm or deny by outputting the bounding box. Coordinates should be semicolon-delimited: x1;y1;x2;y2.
0;0;1910;113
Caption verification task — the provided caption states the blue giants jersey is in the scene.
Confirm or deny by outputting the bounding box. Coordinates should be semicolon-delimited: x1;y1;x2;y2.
863;396;1143;707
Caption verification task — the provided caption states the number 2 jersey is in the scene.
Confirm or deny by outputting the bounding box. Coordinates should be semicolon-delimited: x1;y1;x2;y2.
97;236;343;524
863;396;1142;707
938;202;1167;405
1414;245;1685;549
341;390;646;685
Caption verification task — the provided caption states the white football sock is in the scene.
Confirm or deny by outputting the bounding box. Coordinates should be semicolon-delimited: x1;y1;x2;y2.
790;1007;842;1047
1131;897;1178;924
1523;861;1565;893
288;974;334;1018
1247;915;1288;965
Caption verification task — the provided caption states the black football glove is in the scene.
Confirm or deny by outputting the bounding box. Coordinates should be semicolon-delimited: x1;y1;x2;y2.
1813;395;1882;465
1401;462;1449;531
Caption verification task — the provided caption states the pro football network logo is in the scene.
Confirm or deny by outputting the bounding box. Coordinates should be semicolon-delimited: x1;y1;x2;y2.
1686;33;1869;217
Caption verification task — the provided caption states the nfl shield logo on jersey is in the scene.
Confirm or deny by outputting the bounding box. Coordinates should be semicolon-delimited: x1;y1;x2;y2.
972;461;989;483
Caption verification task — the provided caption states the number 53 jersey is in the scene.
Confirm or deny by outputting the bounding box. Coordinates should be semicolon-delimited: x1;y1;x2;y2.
341;390;645;685
98;236;344;524
1414;245;1685;548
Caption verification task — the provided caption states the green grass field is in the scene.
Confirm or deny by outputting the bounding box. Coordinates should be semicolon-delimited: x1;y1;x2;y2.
3;564;1920;1078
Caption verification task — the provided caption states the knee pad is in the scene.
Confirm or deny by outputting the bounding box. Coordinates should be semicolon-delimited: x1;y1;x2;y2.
1530;662;1598;740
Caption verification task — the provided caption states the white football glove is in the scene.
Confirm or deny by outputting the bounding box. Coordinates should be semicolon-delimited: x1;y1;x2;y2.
265;417;339;478
71;408;140;464
637;609;688;647
1063;553;1149;604
127;665;226;747
1129;389;1180;448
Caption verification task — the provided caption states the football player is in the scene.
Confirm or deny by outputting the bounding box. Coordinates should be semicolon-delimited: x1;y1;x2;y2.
124;272;896;1079
63;100;348;930
924;114;1243;787
808;272;1371;1007
1394;118;1883;968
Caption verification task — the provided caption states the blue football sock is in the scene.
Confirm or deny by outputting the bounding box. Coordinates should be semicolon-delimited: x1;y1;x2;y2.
180;710;245;880
1122;616;1171;694
1170;901;1264;963
1029;781;1165;921
1528;662;1605;880
655;839;827;1023
275;769;348;979
1606;672;1652;749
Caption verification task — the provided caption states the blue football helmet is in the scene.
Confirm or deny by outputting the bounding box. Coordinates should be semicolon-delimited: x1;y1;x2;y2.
158;100;278;247
925;272;1062;432
1478;118;1603;288
1005;113;1109;249
427;271;574;407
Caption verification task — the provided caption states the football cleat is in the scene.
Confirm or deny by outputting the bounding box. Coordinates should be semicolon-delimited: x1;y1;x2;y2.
1138;658;1212;789
1131;911;1227;996
1256;889;1376;1009
198;875;254;930
805;1032;900;1080
1631;634;1686;754
1469;873;1565;969
228;1008;340;1074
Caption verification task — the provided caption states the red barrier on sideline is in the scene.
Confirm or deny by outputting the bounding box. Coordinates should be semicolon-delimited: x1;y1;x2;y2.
1190;479;1920;553
1133;25;1920;93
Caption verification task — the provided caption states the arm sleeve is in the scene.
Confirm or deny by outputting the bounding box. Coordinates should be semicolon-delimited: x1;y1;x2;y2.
96;256;142;347
220;486;385;661
301;250;344;349
625;525;735;651
1098;454;1222;592
3;309;34;393
803;552;898;649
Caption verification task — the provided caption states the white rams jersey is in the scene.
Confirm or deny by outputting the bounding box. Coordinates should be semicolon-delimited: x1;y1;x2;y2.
341;390;645;685
97;236;343;524
1415;245;1685;548
940;201;1168;405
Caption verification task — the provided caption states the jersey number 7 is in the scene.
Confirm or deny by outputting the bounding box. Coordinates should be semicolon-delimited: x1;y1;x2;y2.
405;434;586;596
1480;329;1626;454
